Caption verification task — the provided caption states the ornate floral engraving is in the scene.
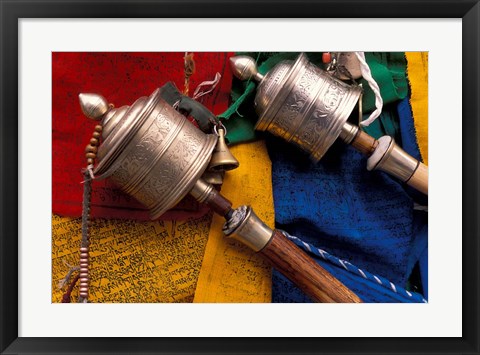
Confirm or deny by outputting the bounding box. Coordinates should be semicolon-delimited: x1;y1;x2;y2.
271;66;319;139
295;74;346;152
322;81;345;112
111;108;175;192
111;165;131;188
135;127;202;209
132;111;172;162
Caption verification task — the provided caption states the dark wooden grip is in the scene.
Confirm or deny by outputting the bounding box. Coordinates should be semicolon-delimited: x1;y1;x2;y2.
202;187;233;217
259;230;362;303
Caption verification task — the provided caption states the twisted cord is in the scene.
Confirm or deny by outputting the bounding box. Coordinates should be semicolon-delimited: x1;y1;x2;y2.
193;72;222;100
58;265;80;289
61;274;80;303
77;168;93;303
80;168;92;249
354;52;383;127
282;231;427;303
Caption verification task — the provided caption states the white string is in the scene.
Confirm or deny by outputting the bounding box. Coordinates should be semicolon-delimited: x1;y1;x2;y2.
81;164;95;184
57;266;80;289
87;164;95;180
354;52;383;127
192;72;222;100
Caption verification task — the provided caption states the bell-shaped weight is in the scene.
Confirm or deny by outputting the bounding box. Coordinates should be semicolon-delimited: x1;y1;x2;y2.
208;127;240;172
202;170;225;185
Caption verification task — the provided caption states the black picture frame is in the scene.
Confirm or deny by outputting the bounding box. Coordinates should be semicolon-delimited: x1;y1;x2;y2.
1;1;479;354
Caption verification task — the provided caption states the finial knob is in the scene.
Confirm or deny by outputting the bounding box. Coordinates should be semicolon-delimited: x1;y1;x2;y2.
229;56;264;82
79;93;109;120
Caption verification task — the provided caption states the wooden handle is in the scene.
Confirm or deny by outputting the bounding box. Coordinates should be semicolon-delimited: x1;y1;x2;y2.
259;230;362;303
190;179;233;217
407;162;428;195
365;136;428;195
350;129;378;155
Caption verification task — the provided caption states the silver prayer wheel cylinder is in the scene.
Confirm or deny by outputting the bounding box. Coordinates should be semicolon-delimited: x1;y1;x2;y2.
231;53;362;162
82;88;217;219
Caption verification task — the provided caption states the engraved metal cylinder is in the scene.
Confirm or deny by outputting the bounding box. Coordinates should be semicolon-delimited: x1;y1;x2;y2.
236;53;362;163
91;88;217;219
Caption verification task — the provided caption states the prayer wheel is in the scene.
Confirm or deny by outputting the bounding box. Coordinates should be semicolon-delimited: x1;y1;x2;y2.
230;53;428;195
79;88;363;303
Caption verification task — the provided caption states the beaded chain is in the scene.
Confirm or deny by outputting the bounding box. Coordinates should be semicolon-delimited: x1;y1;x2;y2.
77;124;102;303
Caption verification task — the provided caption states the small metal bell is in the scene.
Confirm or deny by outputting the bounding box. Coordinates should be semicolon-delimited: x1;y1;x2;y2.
201;170;225;185
208;125;239;172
